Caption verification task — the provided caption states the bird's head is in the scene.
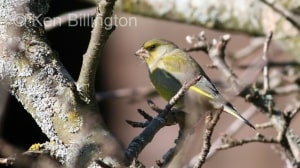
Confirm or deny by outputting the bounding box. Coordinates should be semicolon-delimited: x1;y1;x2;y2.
135;39;177;67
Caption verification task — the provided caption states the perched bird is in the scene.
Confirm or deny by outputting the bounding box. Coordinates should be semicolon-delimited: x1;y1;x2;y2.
135;39;255;129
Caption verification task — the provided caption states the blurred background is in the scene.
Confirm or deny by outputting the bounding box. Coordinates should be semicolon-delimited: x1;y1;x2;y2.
1;0;299;168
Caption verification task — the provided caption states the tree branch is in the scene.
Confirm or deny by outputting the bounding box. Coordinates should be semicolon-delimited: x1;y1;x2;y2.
77;1;116;102
186;31;300;165
262;31;273;93
44;7;96;31
192;108;223;168
124;76;202;165
260;0;300;30
0;0;123;167
217;133;278;150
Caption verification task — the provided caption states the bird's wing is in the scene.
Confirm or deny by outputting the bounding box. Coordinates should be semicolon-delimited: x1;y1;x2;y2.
189;76;220;100
191;76;256;129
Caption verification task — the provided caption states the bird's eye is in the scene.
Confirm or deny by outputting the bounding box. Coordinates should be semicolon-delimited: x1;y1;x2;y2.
148;44;156;51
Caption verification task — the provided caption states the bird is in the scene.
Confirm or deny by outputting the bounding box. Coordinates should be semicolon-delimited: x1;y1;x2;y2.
135;39;255;129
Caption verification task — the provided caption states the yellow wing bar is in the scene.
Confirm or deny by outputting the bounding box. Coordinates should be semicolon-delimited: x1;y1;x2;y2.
190;86;214;99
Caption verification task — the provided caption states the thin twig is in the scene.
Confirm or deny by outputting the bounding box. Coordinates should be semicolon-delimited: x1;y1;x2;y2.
96;87;155;102
0;157;14;166
166;76;202;111
217;133;278;150
262;31;273;93
186;31;300;165
270;145;293;168
208;105;257;157
188;105;257;167
272;84;300;95
95;159;114;168
255;121;274;129
238;61;300;69
147;99;164;113
125;76;202;165
231;38;265;60
184;31;209;53
288;105;300;120
0;150;57;167
126;109;153;128
260;0;300;30
44;7;97;31
126;120;149;128
192;108;223;168
208;34;242;91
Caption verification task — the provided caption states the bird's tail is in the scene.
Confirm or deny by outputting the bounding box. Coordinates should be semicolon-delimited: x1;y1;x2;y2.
223;103;255;129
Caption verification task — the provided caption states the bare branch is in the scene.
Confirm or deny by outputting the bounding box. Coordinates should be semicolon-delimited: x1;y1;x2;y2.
0;149;60;168
255;121;274;129
184;31;209;53
272;84;300;95
260;0;300;30
192;108;223;168
44;7;96;31
262;31;273;93
271;145;294;168
77;1;116;102
285;105;300;126
185;31;300;165
209;105;257;157
167;76;202;111
126;109;153;128
125;76;202;165
96;87;155;102
126;120;149;128
230;38;265;60
217;133;278;150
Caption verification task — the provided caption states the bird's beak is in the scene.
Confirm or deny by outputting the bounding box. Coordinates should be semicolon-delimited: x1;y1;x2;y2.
135;48;149;60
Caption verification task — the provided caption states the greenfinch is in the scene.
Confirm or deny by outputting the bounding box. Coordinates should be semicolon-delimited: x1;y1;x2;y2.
135;39;255;129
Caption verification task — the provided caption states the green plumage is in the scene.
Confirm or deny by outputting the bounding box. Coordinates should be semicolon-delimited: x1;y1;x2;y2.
135;39;255;129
